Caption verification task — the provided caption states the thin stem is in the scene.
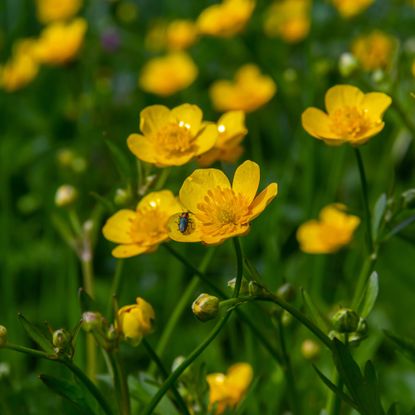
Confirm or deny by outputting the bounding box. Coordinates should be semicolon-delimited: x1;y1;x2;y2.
110;351;131;415
232;238;244;298
107;259;124;316
392;99;415;139
142;339;191;415
4;343;50;360
154;167;171;191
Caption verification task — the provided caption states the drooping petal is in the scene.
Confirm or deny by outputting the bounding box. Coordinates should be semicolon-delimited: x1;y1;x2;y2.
139;105;171;136
232;160;260;205
167;213;203;242
194;123;219;155
103;210;136;243
171;103;203;136
325;84;364;114
179;168;231;213
112;244;152;258
248;182;278;220
360;92;392;121
301;108;340;140
127;134;157;164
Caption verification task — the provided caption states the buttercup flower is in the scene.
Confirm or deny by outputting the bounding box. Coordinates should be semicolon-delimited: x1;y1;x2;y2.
301;84;392;146
296;204;360;254
103;190;183;257
198;111;247;166
210;64;276;112
127;104;218;167
351;31;395;72
168;160;278;245
117;297;155;346
207;363;253;414
264;0;311;43
36;0;82;23
166;20;198;50
197;0;255;38
331;0;373;18
139;52;198;96
34;18;87;65
0;39;39;92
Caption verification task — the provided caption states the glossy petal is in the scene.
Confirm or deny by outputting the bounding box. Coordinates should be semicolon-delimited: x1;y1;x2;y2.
127;134;156;163
179;168;231;213
112;244;152;258
325;85;364;114
201;224;250;245
217;111;247;144
103;210;135;243
171;104;203;136
232;160;260;205
195;123;219;155
360;92;392;121
139;105;171;136
137;190;182;215
301;108;339;140
248;183;278;220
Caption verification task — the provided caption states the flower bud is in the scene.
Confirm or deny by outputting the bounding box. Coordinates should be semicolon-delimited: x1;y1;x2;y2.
277;283;296;302
114;188;132;206
248;281;271;297
55;185;78;207
107;324;118;341
401;189;415;210
81;312;103;332
338;52;358;77
331;308;359;333
0;325;7;347
281;310;293;326
301;339;320;360
227;278;249;294
52;329;72;349
192;294;220;322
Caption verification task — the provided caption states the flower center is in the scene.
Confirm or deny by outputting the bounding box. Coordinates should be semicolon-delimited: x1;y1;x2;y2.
130;207;169;245
195;186;251;236
329;106;373;139
155;122;195;155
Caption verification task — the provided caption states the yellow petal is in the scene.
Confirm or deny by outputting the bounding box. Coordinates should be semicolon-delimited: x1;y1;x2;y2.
232;160;259;205
137;190;182;215
127;133;157;164
296;221;330;253
171;103;203;136
248;182;278;220
139;105;171;136
349;122;385;146
325;85;364;114
227;363;253;392
301;108;339;140
195;123;219;155
360;92;392;121
179;168;231;213
167;213;203;242
201;224;250;245
217;110;247;143
103;210;135;243
112;244;152;258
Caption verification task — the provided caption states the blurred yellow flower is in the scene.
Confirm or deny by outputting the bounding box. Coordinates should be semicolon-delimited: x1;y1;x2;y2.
117;297;155;346
168;160;278;245
166;20;198;50
0;39;39;92
412;59;415;78
331;0;373;18
127;104;218;167
198;111;247;166
264;0;311;43
197;0;255;37
297;204;360;254
351;31;395;72
301;84;391;146
207;363;253;414
103;190;183;258
210;64;276;112
139;52;198;96
36;0;82;23
34;18;87;65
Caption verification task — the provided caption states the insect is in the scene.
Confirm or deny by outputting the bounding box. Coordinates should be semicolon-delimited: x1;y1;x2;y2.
178;211;192;234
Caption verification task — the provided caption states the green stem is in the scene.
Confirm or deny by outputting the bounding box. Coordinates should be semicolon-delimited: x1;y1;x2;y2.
107;259;124;316
392;99;415;139
4;343;50;360
142;339;190;415
351;254;377;309
108;351;130;415
154;167;171;191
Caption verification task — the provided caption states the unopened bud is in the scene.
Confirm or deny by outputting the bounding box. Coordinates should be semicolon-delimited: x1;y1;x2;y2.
401;189;415;210
248;281;271;297
339;52;358;77
55;185;78;207
277;283;296;302
82;312;103;332
114;188;132;206
107;324;118;341
0;325;7;347
372;69;385;84
227;278;249;294
192;294;220;322
331;308;359;333
281;310;293;326
301;339;320;360
52;329;72;350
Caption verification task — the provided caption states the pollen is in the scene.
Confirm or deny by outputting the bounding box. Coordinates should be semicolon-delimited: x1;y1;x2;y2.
131;208;169;243
329;106;374;139
155;122;195;155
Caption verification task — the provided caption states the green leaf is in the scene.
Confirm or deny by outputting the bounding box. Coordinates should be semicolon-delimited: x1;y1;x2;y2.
372;193;387;242
17;313;54;354
301;288;330;331
357;271;379;318
362;361;384;415
105;140;133;184
387;403;400;415
39;374;99;415
384;330;415;364
90;192;115;213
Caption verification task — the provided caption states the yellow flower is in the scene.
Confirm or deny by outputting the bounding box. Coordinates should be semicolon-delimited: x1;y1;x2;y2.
139;52;198;96
331;0;374;18
197;0;255;37
210;64;277;112
0;39;39;92
301;84;392;146
351;31;395;72
127;104;218;167
166;20;198;50
103;190;183;258
198;111;247;166
117;297;155;346
207;363;253;414
36;0;82;23
34;18;87;65
168;160;278;245
264;0;311;43
296;204;360;254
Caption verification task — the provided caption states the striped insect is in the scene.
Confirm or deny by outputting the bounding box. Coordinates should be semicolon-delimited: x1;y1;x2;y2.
178;211;192;234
